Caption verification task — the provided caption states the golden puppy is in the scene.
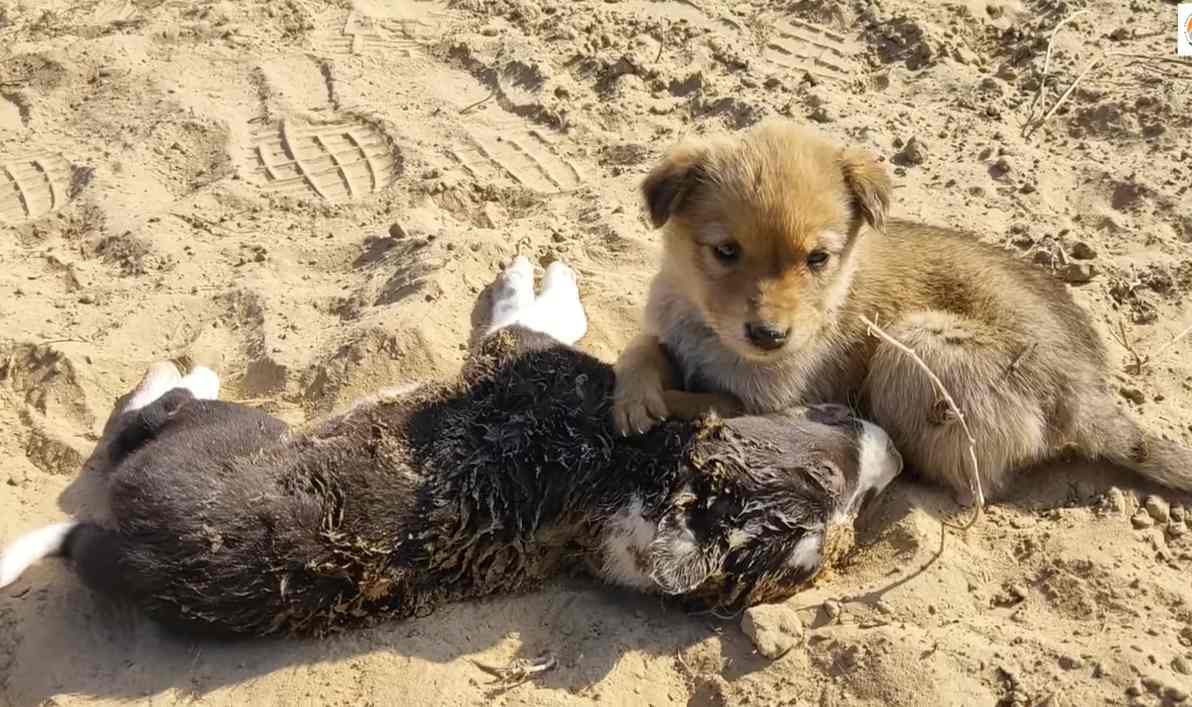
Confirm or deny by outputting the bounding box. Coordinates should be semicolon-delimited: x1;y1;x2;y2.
613;119;1192;504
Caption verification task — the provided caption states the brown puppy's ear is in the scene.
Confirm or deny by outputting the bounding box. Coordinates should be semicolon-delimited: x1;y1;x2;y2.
839;148;891;233
641;143;707;229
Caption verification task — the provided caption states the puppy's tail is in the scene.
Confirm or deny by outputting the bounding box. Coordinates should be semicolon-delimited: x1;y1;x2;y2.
1092;411;1192;494
0;522;127;593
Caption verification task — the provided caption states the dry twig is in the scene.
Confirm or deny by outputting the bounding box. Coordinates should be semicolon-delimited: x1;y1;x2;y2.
1147;322;1192;366
471;651;557;689
860;315;984;527
459;90;496;114
1111;319;1147;376
1025;9;1087;126
1115;319;1192;375
1025;53;1104;138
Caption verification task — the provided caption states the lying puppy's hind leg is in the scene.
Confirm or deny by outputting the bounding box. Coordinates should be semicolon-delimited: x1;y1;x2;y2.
122;361;183;413
518;260;588;345
861;310;1049;505
485;255;536;337
177;366;220;401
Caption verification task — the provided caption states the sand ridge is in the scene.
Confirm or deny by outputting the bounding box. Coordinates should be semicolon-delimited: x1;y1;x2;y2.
1;0;1190;705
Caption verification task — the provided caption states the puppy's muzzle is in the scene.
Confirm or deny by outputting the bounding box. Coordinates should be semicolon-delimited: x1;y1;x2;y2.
744;321;790;351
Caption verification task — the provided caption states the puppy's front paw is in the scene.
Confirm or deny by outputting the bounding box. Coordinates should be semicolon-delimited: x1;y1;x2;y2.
613;374;669;436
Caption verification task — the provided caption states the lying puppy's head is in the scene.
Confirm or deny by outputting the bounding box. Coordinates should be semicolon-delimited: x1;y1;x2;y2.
643;120;891;360
602;404;902;612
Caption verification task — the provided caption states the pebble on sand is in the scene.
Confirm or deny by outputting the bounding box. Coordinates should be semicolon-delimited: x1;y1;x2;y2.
741;604;804;660
1144;495;1171;524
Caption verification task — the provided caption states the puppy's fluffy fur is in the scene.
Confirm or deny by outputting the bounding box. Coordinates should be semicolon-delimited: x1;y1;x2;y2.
614;119;1192;503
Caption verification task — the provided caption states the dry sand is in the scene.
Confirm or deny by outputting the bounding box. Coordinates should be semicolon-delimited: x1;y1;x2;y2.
2;0;1191;705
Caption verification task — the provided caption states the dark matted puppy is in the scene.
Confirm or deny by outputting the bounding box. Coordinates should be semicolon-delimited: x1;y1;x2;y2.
0;258;902;638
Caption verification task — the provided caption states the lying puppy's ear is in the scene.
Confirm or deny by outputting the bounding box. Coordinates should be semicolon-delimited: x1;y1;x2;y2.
647;492;730;594
641;142;707;228
839;148;891;234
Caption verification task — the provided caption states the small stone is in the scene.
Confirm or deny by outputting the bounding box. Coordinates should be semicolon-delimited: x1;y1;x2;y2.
1131;511;1154;529
1125;684;1143;697
1105;487;1127;513
388;222;409;239
1172;656;1191;675
1169;522;1187;538
1070;241;1097;260
1164;686;1189;703
892;137;927;167
823;600;843;622
741;604;804;659
808;106;833;123
1144;495;1171;524
990;157;1012;179
1059;262;1095;284
1058;654;1084;670
1120;387;1146;405
1171;505;1186;524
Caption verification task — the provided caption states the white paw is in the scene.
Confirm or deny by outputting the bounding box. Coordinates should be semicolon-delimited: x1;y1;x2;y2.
487;255;536;334
123;361;183;413
177;366;220;401
540;260;579;298
520;260;588;345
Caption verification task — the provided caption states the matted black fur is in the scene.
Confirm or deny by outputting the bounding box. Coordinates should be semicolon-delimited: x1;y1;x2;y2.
58;327;893;638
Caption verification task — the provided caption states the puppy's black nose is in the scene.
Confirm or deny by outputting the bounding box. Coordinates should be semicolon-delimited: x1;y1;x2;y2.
744;321;790;351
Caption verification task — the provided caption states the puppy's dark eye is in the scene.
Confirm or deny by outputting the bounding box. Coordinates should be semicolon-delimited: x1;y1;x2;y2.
712;242;740;263
807;250;830;270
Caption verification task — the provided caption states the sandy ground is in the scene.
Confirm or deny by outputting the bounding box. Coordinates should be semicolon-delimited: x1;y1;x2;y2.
2;0;1191;705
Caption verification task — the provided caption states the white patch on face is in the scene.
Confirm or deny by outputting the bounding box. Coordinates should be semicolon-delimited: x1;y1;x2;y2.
598;495;657;590
786;530;824;573
834;421;903;523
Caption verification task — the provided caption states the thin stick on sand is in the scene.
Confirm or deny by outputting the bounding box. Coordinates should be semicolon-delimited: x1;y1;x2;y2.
860;316;985;528
1025;53;1104;139
1147;322;1192;367
1023;8;1088;136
